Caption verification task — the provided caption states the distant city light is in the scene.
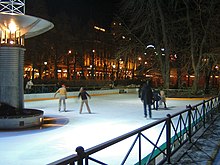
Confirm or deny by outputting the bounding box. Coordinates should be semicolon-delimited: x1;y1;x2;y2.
94;26;105;32
146;44;155;49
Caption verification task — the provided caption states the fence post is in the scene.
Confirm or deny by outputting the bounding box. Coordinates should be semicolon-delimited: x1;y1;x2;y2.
218;95;220;112
211;98;214;119
202;100;206;128
76;146;85;165
138;133;141;165
188;108;192;143
166;114;171;164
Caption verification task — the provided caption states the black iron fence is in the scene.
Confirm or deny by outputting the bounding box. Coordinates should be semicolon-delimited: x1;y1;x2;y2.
48;95;220;165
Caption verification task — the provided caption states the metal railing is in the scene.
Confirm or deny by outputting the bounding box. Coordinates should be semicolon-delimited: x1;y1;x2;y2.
49;95;220;165
24;83;113;94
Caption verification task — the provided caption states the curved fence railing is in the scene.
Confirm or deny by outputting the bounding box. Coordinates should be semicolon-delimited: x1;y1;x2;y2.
49;95;220;165
25;84;111;94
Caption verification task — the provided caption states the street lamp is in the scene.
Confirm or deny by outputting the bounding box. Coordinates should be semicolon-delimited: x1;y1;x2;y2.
67;50;71;80
91;50;95;79
111;64;116;81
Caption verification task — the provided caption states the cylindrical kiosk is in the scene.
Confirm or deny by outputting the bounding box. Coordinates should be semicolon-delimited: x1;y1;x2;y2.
0;0;53;129
0;46;25;109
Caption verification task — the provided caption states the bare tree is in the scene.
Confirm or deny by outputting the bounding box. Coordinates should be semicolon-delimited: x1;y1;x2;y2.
183;0;220;93
117;0;220;91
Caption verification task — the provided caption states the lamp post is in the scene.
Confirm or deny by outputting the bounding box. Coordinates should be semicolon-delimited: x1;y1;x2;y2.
111;64;116;81
91;49;95;79
67;50;71;80
73;51;77;79
43;61;49;78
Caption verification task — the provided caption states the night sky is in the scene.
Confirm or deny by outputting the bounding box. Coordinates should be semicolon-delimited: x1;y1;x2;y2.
46;0;120;29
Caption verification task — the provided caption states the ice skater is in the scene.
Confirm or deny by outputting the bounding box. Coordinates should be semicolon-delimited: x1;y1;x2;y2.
160;90;167;109
54;84;67;112
153;89;161;110
78;87;91;114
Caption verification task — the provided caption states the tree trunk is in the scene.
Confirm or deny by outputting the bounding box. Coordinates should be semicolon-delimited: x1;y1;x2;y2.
156;0;170;89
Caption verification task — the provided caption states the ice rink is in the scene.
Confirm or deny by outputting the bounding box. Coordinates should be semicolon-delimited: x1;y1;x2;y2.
0;92;205;165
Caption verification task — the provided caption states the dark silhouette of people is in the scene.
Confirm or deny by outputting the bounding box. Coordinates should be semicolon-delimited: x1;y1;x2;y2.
140;81;153;118
153;89;161;110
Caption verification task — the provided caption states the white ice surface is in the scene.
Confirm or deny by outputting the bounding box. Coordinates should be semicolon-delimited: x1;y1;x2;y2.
0;93;204;165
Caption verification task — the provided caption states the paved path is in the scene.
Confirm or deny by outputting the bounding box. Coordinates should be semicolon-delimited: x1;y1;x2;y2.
0;93;208;165
165;113;220;165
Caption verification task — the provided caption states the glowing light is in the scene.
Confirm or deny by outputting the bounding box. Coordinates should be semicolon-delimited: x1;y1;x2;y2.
186;75;195;78
94;26;105;32
146;45;155;49
8;21;17;32
39;117;43;123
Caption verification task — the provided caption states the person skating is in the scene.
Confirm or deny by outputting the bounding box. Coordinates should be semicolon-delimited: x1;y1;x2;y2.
54;84;67;112
78;87;91;114
153;89;161;110
160;90;167;109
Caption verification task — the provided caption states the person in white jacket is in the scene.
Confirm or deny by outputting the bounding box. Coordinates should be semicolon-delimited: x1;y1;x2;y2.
54;84;67;112
25;79;34;93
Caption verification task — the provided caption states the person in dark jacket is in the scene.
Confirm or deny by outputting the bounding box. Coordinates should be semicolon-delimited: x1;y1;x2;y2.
140;81;153;118
153;89;161;110
78;87;91;114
